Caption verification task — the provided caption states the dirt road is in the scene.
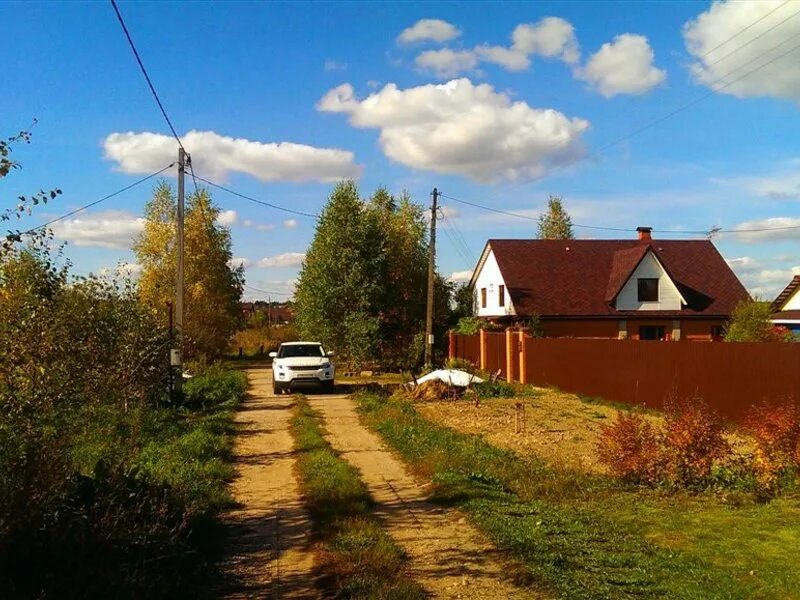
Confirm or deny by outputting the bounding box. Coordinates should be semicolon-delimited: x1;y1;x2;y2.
307;393;543;600
221;367;318;599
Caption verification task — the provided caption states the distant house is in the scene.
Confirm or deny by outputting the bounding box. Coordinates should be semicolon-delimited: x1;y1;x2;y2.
771;275;800;334
469;227;750;341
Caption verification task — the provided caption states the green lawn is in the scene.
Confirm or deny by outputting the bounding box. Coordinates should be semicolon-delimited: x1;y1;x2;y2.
354;391;800;600
289;395;425;599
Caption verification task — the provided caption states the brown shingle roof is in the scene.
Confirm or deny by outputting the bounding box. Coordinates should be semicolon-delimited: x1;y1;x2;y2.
487;239;749;318
772;275;800;311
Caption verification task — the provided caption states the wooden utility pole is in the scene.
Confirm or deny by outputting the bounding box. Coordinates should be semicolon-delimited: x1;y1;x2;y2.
173;147;186;392
424;187;439;366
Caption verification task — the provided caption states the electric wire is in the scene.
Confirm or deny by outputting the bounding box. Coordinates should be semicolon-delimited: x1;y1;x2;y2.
701;2;798;69
18;163;176;236
439;217;473;267
243;283;292;297
696;0;791;59
440;192;800;236
439;212;476;264
110;0;184;150
191;173;318;218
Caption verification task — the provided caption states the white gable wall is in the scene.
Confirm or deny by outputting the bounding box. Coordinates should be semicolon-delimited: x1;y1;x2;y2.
782;287;800;311
474;249;516;317
616;251;684;311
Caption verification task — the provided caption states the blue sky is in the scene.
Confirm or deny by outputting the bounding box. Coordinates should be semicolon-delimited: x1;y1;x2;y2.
3;0;800;299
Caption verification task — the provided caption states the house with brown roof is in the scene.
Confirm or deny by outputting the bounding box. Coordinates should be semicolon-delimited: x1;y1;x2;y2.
469;227;750;341
771;275;800;334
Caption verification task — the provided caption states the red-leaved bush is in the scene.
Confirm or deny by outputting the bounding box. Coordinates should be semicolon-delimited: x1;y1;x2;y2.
598;397;730;488
597;411;663;485
745;398;800;495
661;396;730;487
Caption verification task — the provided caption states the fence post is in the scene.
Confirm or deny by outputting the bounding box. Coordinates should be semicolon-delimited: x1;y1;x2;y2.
448;331;456;360
518;329;528;385
479;328;488;371
505;327;515;382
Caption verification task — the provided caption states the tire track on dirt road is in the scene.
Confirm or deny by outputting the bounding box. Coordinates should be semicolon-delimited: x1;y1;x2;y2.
307;393;545;600
221;367;318;599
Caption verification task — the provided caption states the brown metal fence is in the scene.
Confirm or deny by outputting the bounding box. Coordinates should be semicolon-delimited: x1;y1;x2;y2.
450;332;800;422
451;333;481;365
484;332;506;376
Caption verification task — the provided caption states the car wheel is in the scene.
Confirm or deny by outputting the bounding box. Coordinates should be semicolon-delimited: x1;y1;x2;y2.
322;380;335;394
273;382;282;395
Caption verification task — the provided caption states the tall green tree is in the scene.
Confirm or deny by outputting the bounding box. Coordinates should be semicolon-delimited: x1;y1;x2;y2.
294;181;385;366
537;195;574;240
134;181;243;359
294;181;448;369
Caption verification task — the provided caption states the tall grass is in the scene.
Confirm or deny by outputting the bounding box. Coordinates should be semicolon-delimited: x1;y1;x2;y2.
289;395;425;599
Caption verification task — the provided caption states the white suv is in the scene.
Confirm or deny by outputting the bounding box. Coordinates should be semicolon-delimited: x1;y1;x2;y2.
269;342;335;394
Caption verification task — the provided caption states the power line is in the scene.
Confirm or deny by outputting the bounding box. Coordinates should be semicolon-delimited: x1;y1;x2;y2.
440;193;634;233
191;173;318;218
110;0;184;150
439;217;473;267
440;192;800;236
18;163;175;236
589;35;800;164
697;0;792;59
243;282;292;297
702;5;800;70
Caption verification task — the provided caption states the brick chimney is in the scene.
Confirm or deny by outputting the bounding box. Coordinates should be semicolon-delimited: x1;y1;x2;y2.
637;226;653;241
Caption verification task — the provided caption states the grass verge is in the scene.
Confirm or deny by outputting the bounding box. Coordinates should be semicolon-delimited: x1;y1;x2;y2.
289;394;425;599
355;391;800;600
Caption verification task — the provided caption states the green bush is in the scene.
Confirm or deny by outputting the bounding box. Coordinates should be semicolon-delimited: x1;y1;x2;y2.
472;379;518;398
454;316;482;335
182;365;247;409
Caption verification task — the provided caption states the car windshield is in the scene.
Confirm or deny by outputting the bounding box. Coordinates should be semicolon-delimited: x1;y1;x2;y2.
278;344;325;358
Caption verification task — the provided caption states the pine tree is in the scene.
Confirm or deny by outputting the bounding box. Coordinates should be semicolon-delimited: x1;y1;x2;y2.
134;180;243;359
537;195;574;240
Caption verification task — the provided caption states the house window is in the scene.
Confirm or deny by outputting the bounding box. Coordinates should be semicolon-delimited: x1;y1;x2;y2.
638;278;659;302
481;287;487;308
639;326;666;341
498;285;505;307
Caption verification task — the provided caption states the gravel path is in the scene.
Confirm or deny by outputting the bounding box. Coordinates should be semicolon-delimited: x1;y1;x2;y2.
220;367;318;599
307;393;544;600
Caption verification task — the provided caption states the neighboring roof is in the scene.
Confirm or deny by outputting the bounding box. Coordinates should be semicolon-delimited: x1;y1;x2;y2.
772;275;800;311
483;239;750;318
772;310;800;322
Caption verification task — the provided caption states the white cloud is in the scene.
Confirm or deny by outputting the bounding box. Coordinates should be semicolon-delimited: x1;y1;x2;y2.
713;159;800;200
103;130;361;183
216;209;238;226
684;0;800;102
440;205;460;218
474;45;529;71
448;270;473;282
324;59;347;72
730;217;800;243
726;255;800;298
258;252;306;268
511;17;580;64
228;257;253;270
413;17;578;78
317;78;589;182
97;262;143;279
283;219;298;229
398;19;461;44
578;34;666;97
415;48;478;78
51;210;143;249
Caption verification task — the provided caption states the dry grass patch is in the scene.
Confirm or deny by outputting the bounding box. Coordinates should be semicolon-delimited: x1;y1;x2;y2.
417;388;752;475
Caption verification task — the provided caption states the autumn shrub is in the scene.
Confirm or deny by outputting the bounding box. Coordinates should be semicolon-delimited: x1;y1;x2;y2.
661;396;730;487
597;411;664;485
745;399;800;498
